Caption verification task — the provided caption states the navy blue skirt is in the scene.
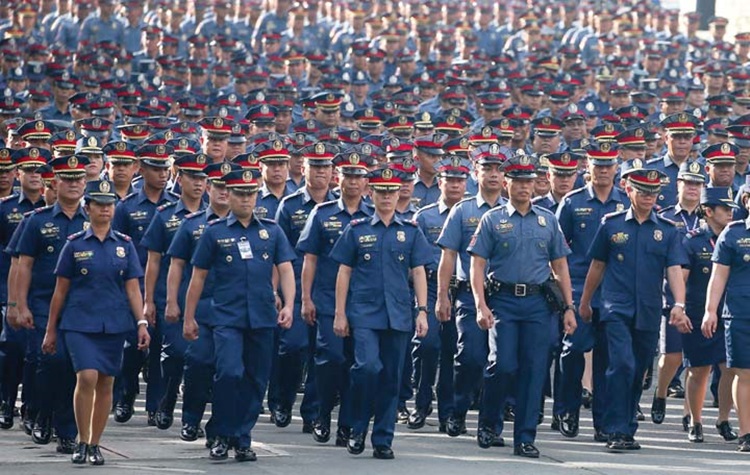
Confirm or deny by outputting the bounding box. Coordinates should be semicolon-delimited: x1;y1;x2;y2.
682;318;725;368
725;319;750;369
64;331;126;376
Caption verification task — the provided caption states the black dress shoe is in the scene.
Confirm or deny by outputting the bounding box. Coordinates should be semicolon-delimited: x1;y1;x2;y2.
147;412;157;427
335;427;350;447
180;424;200;442
503;406;515;422
0;402;14;429
31;421;51;445
582;388;593;409
312;420;331;443
397;406;410;424
635;404;645;422
88;444;105;465
651;396;666;424
513;443;540;458
156;411;174;430
113;402;134;423
234;447;257;462
682;415;691;432
347;432;366;455
738;434;750;452
446;416;467;437
623;435;641;450
210;437;231;460
302;420;313;434
667;382;685;399
373;445;394;459
407;408;428;429
272;408;291;428
438;421;447;433
57;437;77;454
71;442;87;464
476;426;504;448
594;430;609;442
689;423;704;443
560;412;580;438
551;414;561;431
716;420;739;441
205;436;216;449
22;415;33;435
606;434;628;451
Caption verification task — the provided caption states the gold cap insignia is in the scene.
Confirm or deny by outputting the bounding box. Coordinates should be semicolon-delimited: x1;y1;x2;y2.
29;148;39;158
721;143;731;154
561;153;570;164
382;168;393;179
68;156;78;168
115;142;126;152
221;162;232;175
600;142;612;152
315;143;325;155
156;145;166;155
87;136;97;147
349;153;360;165
66;130;76;141
689;161;701;173
196;154;206;165
242;170;253;182
272;140;283;151
99;181;111;193
35;121;45;131
647;170;658;181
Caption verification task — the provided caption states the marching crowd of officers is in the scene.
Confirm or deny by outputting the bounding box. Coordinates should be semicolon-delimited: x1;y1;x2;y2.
1;0;750;466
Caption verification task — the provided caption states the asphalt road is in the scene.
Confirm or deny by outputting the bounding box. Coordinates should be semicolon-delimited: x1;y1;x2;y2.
1;384;749;475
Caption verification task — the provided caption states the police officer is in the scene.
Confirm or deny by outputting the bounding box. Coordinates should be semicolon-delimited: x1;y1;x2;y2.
411;135;445;208
184;168;296;462
297;150;374;446
556;143;629;441
111;144;178;425
141;153;207;430
703;185;750;452
0;147;46;429
408;156;470;431
469;153;576;458
435;144;507;437
330;167;432;459
272;142;336;431
255;139;293;220
682;187;738;443
11;154;91;454
580;167;690;452
169;162;236;443
42;179;148;465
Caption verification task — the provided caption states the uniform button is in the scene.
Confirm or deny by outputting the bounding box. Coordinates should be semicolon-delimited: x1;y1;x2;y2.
81;268;88;275
502;242;508;248
580;223;586;229
47;246;54;253
138;226;143;231
617;253;624;262
744;254;750;262
226;255;233;262
120;270;124;275
363;253;371;261
702;267;709;274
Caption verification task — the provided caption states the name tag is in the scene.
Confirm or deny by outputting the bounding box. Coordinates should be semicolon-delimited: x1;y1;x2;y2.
238;239;253;260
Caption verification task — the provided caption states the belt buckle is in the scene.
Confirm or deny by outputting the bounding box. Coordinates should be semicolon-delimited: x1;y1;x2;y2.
514;284;527;297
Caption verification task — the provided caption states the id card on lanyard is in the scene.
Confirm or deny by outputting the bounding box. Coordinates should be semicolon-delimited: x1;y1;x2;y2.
238;237;253;259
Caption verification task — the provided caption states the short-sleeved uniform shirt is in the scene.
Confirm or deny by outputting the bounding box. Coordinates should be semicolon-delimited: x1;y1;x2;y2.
712;218;750;320
414;200;451;273
55;228;142;333
329;214;432;332
683;226;722;320
0;193;46;301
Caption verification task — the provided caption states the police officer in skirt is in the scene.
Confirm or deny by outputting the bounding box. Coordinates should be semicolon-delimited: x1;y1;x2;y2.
42;180;149;465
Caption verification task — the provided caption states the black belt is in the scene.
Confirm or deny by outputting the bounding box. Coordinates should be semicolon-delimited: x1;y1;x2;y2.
485;277;542;297
456;280;471;293
425;270;457;288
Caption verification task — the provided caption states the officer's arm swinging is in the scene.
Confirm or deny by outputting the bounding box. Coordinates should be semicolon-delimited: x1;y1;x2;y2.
165;257;185;323
470;255;494;330
333;264;352;337
42;276;70;354
14;255;35;329
702;263;730;339
666;265;691;334
550;257;577;335
183;267;208;341
142;250;161;325
6;256;19;328
435;249;457;322
276;261;295;330
125;278;149;350
301;254;318;325
579;259;606;323
411;265;429;338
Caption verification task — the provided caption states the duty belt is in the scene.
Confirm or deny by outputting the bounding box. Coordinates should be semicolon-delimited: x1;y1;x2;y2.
485;277;542;297
425;269;457;289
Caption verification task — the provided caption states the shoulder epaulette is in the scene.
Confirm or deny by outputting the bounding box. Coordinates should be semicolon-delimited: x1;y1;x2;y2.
658;205;676;214
207;217;227;226
167;190;180;200
67;229;86;240
0;193;18;203
113;230;132;241
602;209;627;220
185;210;203;219
351;217;368;226
121;191;138;201
32;205;54;215
645;157;662;165
656;214;678;227
156;201;178;212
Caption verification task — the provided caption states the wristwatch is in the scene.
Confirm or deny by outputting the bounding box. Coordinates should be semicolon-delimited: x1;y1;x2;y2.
137;319;149;328
673;303;686;311
417;305;428;314
563;304;576;313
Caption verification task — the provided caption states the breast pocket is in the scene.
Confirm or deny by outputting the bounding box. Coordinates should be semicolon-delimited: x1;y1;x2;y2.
357;247;379;266
390;245;412;269
574;217;597;237
494;235;517;257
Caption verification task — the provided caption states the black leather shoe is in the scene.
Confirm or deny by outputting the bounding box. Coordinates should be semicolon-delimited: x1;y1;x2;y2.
560;412;580;438
88;444;105;465
147;411;157;427
302;420;313;434
738;434;750;452
312;419;331;443
113;402;133;423
438;421;447;433
31;420;51;445
272;408;291;428
635;404;645;422
682;415;691;432
209;437;230;460
57;437;77;454
503;406;515;422
397;406;410;424
407;408;428;429
234;447;257;462
71;442;87;464
180;423;200;442
477;426;504;448
623;435;641;450
156;411;174;430
689;423;704;443
347;432;366;455
446;416;466;437
667;382;685;399
716;420;739;441
513;443;540;458
582;388;593;409
606;434;628;451
651;396;666;424
0;402;14;429
373;445;394;459
551;414;561;431
22;415;33;435
205;436;216;449
335;427;350;447
594;430;609;442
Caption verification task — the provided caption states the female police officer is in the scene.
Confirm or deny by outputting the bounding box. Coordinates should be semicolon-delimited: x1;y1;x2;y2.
42;179;149;465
